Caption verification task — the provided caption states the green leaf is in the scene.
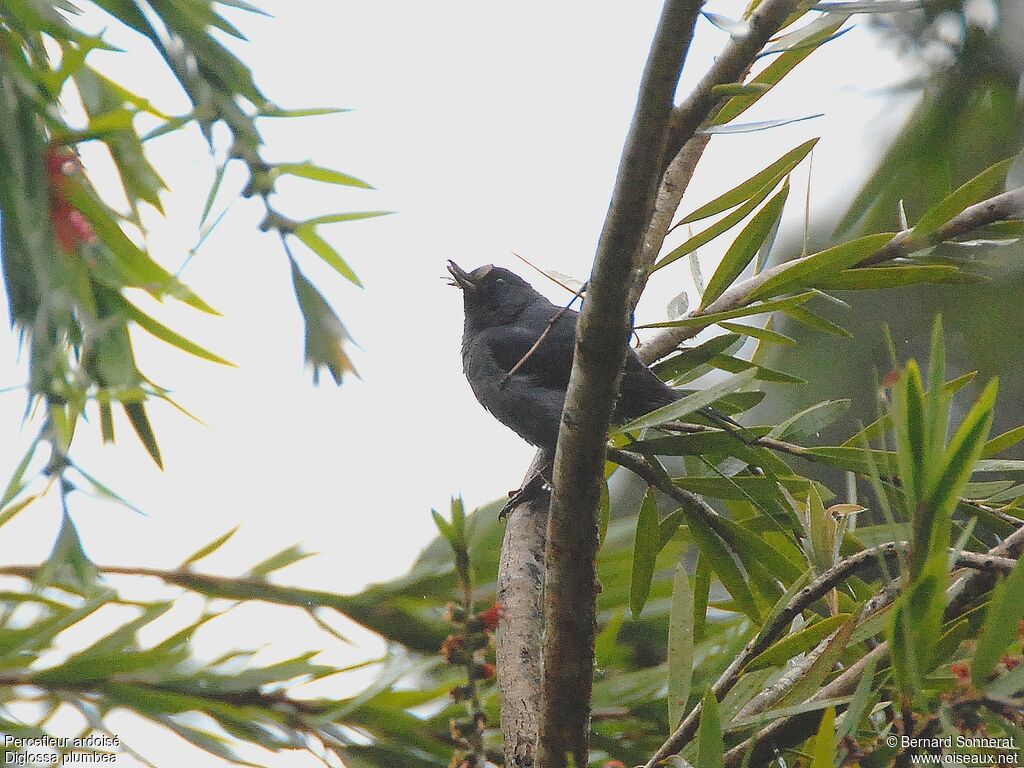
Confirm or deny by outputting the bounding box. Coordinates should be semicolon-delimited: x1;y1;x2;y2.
782;305;852;337
892;360;927;512
709;354;806;384
693;554;711;641
655;181;778;272
630;488;661;618
912;158;1013;239
274;162;373;189
640;292;815;330
249;545;313;577
814;264;980;290
119;298;235;366
696;690;724;768
836;657;877;742
748;233;896;301
924;378;998;553
0;442;37;509
615;369;757;434
718;320;795;346
972;555;1024;686
182;527;240;567
302;211;392;226
294;225;362;286
774;400;851;441
686;510;761;623
123;401;162;468
701;181;790;307
810;707;837;768
652;333;742;380
746;615;852;671
983;425;1024;458
775;614;856;708
713;20;846;125
668;564;695;730
677;139;817;224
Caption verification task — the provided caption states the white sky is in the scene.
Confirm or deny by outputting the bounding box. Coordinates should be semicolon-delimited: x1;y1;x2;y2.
0;2;919;765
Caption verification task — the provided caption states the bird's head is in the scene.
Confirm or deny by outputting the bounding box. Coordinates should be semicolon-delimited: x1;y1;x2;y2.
447;262;542;329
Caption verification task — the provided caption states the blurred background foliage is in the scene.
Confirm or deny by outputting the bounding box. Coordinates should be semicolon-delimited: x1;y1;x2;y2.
760;0;1024;453
2;1;1024;768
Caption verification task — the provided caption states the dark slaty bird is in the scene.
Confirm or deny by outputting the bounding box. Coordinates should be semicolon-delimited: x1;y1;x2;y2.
447;261;736;452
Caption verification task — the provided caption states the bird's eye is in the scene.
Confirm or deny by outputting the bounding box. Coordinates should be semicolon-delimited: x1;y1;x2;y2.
495;277;505;285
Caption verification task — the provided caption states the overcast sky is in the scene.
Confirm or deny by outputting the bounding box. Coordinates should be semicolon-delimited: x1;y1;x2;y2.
0;2;919;765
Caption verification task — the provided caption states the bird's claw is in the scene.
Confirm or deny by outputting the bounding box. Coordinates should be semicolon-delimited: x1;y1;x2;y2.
499;473;551;519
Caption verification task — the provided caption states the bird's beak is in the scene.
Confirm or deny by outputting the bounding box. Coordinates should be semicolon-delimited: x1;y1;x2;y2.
446;260;476;293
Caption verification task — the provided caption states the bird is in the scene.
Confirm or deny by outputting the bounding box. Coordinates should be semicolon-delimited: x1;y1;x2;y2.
447;261;744;456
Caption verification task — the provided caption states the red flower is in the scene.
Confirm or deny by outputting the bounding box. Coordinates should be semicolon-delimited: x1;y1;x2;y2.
951;662;971;685
476;602;503;632
45;146;96;252
1002;654;1021;671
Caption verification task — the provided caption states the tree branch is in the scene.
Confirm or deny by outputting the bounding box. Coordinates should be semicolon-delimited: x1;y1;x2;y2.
720;526;1024;767
537;3;703;765
639;185;1024;366
497;456;550;768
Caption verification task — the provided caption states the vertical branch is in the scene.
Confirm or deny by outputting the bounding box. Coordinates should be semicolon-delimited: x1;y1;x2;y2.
536;2;704;765
497;458;550;768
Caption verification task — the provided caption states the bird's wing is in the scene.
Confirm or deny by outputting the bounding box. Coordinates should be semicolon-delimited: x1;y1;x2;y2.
480;313;577;391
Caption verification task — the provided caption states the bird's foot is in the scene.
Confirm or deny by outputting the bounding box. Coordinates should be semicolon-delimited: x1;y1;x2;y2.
499;472;551;519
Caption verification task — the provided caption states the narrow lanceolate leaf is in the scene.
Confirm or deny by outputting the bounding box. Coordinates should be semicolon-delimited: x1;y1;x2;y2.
893;361;927;514
640;292;815;330
119;298;235;365
182;527;240;567
782;305;852;337
249;545;313;577
697;690;724;768
686;510;761;623
982;425;1024;457
912;159;1013;239
773;400;851;441
746;615;852;671
667;564;695;730
811;707;837;768
274;162;373;189
702;181;791;308
301;211;392;226
294;226;362;286
713;19;846;125
925;378;998;542
630;488;661;618
747;233;896;301
972;555;1024;686
814;265;980;290
677;139;817;225
775;614;857;708
701;114;823;135
615;369;757;434
655;182;778;272
718;320;795;346
837;657;877;741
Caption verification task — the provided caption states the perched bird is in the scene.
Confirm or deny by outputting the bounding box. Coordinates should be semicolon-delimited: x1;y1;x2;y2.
447;261;740;454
